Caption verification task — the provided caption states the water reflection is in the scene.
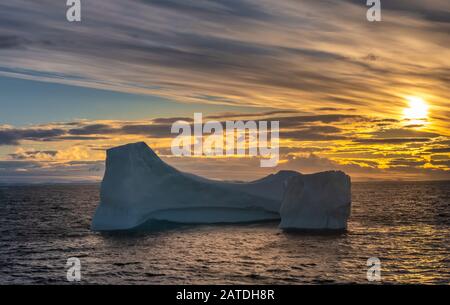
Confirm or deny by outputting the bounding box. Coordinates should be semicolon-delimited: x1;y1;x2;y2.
0;181;449;284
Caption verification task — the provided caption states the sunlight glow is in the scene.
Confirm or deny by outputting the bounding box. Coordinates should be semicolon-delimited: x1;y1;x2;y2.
403;96;429;125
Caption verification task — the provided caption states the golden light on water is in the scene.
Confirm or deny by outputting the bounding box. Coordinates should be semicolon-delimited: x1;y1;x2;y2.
403;96;429;125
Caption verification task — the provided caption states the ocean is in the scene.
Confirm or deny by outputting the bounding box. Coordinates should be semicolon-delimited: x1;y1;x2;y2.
0;181;449;284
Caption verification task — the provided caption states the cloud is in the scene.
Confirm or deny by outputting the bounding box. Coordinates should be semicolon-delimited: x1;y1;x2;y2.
9;150;58;160
425;147;450;153
0;160;105;184
0;0;449;182
141;0;272;21
0;128;65;145
0;160;41;170
68;124;116;136
0;35;26;49
389;158;427;167
205;110;300;120
0;0;448;129
315;107;356;112
366;128;441;139
280;125;347;141
0;112;371;146
0;117;449;182
273;114;366;128
56;136;111;141
344;0;450;23
353;138;431;144
430;155;450;168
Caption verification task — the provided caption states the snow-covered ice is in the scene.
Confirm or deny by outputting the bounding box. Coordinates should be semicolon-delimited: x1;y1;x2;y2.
91;142;351;231
279;171;351;230
91;142;298;230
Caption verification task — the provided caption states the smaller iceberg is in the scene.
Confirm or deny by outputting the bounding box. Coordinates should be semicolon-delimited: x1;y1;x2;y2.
279;171;351;231
91;142;351;231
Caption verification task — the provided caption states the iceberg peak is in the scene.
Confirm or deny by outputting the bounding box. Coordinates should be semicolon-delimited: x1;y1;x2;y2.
107;141;163;163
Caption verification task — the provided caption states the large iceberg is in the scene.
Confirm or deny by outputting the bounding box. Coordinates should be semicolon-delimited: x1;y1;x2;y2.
91;142;351;231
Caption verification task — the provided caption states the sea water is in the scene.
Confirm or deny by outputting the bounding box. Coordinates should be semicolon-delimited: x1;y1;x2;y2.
0;181;448;284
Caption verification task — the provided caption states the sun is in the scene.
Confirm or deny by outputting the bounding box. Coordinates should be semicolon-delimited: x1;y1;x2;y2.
403;96;429;125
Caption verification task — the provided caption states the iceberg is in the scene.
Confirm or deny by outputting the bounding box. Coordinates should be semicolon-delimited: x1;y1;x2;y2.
91;142;298;231
91;142;351;231
279;172;351;231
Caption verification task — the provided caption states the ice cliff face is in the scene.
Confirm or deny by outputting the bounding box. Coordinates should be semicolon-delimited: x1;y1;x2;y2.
279;172;351;230
91;142;351;231
91;142;298;231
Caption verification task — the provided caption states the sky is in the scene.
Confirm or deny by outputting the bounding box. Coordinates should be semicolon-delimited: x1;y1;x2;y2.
0;0;449;183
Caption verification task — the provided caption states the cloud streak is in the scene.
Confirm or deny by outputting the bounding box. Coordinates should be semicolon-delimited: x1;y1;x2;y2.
0;1;449;182
0;0;449;123
0;111;448;182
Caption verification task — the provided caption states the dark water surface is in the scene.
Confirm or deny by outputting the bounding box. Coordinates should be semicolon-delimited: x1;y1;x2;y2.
0;181;449;284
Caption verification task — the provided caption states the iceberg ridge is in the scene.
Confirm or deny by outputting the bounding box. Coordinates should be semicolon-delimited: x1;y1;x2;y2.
91;142;351;231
